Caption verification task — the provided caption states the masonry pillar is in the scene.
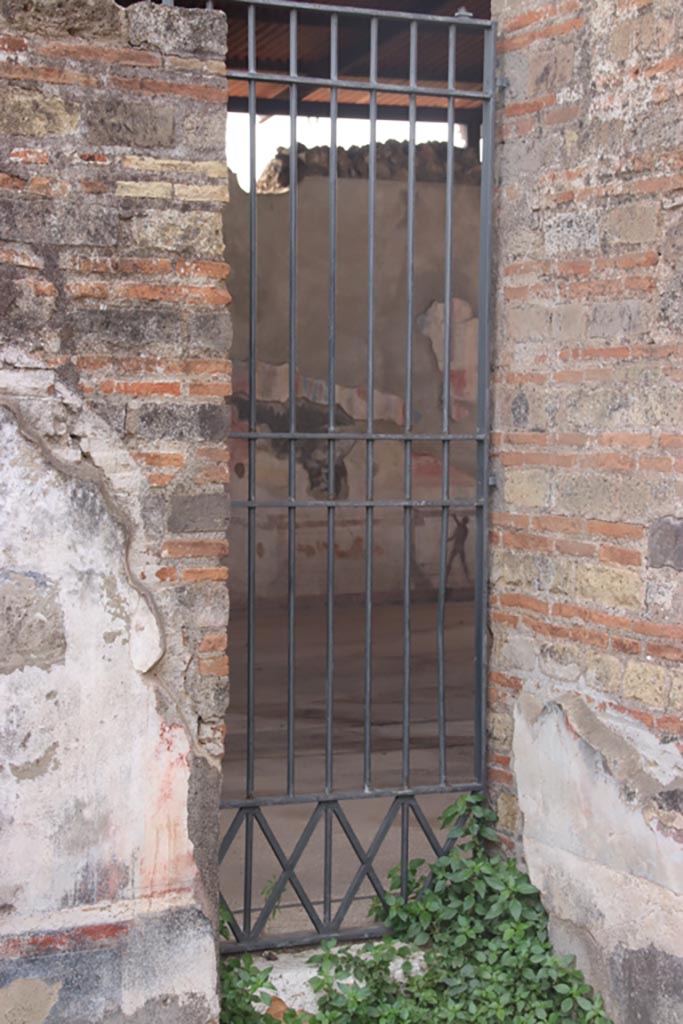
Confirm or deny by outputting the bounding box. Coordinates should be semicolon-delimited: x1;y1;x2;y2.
0;2;230;1021
489;2;683;1021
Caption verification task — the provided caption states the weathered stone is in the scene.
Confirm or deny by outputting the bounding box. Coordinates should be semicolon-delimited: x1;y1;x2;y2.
0;0;124;38
506;305;552;343
585;653;623;696
130;402;230;443
85;96;174;150
121;208;224;255
623;660;669;708
62;308;183;355
489;710;513;746
127;2;227;57
539;641;584;683
168;493;230;533
552;303;587;343
575;563;643;611
0;85;80;137
496;790;519;833
0;570;66;675
503;467;550;509
257;141;481;193
0;198;118;248
545;211;599;257
498;634;538;674
527;41;575;95
554;472;654;522
588;300;645;339
602;201;659;246
669;668;683;712
649;517;683;571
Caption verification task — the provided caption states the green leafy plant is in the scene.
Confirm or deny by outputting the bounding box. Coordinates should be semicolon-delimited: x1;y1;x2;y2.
220;794;613;1024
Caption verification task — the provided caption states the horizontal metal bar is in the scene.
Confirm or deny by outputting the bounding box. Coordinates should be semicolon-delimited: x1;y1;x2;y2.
228;431;485;442
220;922;388;956
227;69;489;102
220;781;480;810
232;498;480;510
226;0;494;29
227;95;482;125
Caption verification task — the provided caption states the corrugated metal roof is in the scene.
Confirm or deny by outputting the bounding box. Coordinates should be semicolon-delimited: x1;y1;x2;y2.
222;0;490;121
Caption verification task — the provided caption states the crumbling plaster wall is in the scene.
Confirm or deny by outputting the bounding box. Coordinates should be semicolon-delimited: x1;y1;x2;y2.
489;1;683;1021
0;2;230;1022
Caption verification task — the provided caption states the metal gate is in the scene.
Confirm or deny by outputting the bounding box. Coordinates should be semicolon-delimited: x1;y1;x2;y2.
221;0;495;952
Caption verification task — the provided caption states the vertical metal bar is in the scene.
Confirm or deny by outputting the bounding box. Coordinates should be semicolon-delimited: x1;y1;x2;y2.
325;12;338;798
287;7;298;799
474;24;496;788
363;16;378;793
400;799;410;900
244;809;254;936
436;23;457;787
246;2;257;800
323;804;333;927
402;20;417;791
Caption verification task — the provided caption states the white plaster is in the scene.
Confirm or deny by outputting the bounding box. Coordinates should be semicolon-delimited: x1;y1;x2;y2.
514;692;683;957
129;593;164;673
0;414;196;925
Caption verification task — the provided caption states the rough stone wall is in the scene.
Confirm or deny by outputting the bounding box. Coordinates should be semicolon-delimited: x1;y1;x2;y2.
0;2;230;1022
489;1;683;1021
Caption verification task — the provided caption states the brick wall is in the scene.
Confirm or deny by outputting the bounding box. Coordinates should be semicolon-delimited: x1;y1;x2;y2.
0;2;230;1021
489;1;683;1021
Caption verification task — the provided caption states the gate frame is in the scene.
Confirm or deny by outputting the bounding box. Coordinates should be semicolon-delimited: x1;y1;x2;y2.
221;0;496;952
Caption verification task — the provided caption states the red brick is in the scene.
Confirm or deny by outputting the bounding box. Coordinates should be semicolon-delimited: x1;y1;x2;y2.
156;567;178;582
163;540;228;558
118;283;231;306
197;446;231;462
0;34;27;52
659;435;683;451
504;94;556;119
176;259;231;280
189;382;232;398
198;654;229;676
132;452;185;468
599;545;642;567
587;520;644;540
499;593;548;615
0;63;96;87
112;75;228;104
99;381;181;397
501;530;554;553
194;465;230;484
611;636;642;655
639;454;673;472
199;632;228;653
79;152;110;164
499;15;584;53
9;148;48;164
533;513;583;535
147;472;176;487
182;567;229;583
37;40;162;67
581;452;635;472
598;432;651;449
0;173;26;191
